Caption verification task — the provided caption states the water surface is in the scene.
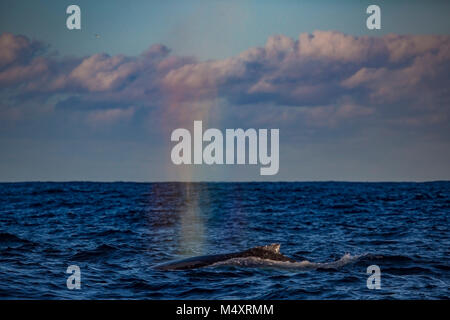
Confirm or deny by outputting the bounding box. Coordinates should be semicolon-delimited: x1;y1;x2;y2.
0;182;448;299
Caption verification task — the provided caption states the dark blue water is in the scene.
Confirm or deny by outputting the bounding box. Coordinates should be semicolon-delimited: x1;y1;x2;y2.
0;182;448;299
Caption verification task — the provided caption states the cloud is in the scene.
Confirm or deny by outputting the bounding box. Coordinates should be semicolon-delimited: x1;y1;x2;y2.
0;31;449;128
85;106;136;126
0;33;44;68
161;30;450;125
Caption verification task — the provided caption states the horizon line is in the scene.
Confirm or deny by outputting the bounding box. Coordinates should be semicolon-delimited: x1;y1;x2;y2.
0;180;449;184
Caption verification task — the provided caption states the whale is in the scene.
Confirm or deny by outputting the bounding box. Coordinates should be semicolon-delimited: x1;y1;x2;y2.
155;243;297;270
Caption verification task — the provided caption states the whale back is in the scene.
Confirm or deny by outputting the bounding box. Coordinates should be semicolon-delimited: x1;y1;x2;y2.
254;243;280;253
155;243;295;270
238;243;295;262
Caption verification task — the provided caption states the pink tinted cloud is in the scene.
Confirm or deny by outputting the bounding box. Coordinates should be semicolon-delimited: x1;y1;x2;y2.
0;31;449;126
0;33;43;68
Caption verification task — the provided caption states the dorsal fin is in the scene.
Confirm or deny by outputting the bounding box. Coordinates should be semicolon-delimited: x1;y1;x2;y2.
255;243;280;254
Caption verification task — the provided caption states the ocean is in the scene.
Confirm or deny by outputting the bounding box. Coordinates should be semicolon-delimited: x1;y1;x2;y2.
0;182;448;299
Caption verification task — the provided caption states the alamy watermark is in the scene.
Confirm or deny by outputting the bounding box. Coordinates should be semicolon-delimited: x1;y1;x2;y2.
366;265;381;289
66;5;81;30
170;121;279;175
66;4;380;31
66;265;81;290
366;5;381;30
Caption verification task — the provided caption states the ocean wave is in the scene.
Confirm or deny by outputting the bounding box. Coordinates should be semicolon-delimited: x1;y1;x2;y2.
70;244;118;261
210;253;363;270
0;232;35;247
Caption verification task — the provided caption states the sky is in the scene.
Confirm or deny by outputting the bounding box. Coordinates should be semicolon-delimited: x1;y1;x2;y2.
0;0;449;181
